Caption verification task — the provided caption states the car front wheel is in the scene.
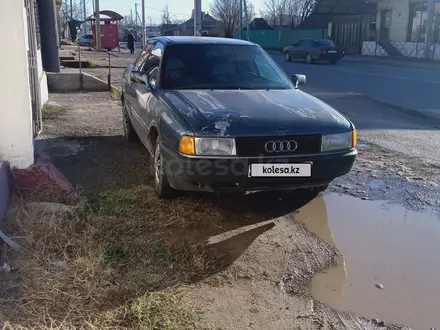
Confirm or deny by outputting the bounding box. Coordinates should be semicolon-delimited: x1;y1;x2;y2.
122;103;139;142
153;137;174;198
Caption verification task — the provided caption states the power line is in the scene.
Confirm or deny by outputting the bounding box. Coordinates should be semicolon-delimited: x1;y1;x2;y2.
143;6;189;17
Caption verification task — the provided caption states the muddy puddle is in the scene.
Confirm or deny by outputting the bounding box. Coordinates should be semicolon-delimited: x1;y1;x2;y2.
296;193;440;330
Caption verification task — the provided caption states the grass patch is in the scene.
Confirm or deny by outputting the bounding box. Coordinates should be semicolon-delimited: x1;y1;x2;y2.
112;87;121;100
0;186;230;329
41;104;66;119
87;60;97;68
132;292;194;330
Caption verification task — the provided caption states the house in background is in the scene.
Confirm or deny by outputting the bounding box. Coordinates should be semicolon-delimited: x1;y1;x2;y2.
0;0;50;221
244;18;275;30
177;11;224;36
362;0;440;59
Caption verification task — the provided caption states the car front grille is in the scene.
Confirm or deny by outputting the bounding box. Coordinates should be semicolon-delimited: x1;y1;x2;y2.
235;134;322;157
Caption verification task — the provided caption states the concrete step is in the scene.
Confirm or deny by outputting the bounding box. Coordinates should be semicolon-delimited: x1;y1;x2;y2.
60;60;90;68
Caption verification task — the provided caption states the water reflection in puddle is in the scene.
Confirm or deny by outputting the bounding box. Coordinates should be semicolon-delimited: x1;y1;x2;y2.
296;194;440;330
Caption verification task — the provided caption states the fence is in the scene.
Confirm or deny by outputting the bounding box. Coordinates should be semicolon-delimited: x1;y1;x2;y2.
234;29;328;49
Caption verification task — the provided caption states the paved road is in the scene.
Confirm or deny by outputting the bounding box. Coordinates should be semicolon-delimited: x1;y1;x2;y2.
309;90;440;165
272;54;440;120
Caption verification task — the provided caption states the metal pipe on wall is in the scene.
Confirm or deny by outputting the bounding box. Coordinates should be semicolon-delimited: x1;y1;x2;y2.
36;0;61;72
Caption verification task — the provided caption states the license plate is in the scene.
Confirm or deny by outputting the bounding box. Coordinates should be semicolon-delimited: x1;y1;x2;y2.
249;163;311;177
328;50;337;53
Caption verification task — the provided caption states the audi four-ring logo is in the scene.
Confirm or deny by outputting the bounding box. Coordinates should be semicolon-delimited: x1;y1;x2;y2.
265;140;298;153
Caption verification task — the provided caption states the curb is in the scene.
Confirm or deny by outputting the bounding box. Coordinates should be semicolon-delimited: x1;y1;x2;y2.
355;94;440;128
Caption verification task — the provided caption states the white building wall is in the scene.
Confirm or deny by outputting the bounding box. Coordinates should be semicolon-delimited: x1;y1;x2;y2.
378;0;411;42
37;49;49;108
0;1;34;168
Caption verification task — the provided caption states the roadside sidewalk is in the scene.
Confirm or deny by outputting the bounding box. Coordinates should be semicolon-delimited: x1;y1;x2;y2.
342;55;440;70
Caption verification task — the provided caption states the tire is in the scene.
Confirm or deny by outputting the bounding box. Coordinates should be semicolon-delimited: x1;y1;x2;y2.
153;137;175;198
330;60;338;65
285;52;292;62
122;103;139;142
306;54;313;64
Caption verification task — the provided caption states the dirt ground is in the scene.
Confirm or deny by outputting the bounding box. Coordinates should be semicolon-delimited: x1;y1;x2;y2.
1;91;417;330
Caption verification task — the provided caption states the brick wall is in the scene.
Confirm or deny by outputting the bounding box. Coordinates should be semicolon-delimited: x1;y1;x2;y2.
378;0;411;42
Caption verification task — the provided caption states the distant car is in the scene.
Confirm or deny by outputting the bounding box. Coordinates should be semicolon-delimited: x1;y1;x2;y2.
283;38;345;64
78;34;93;47
120;37;357;198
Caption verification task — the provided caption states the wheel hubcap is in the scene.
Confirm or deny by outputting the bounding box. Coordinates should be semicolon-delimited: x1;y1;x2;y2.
154;146;161;185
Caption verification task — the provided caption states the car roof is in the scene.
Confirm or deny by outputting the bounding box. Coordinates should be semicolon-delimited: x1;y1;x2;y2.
150;36;256;46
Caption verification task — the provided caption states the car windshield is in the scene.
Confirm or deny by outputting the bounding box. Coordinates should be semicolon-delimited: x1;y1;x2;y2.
161;44;293;90
314;39;335;47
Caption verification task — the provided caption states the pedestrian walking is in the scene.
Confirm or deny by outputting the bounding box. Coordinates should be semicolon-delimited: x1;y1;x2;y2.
127;31;135;54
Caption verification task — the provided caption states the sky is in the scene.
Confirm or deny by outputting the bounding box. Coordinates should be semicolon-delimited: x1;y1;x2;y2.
83;0;265;24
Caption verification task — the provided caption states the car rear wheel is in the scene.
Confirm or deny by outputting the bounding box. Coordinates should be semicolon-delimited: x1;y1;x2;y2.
153;137;174;198
329;60;338;65
285;52;292;62
122;103;139;142
306;54;313;64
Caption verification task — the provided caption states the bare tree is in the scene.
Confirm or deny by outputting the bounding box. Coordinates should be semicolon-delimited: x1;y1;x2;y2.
211;0;255;38
261;0;314;27
161;5;173;25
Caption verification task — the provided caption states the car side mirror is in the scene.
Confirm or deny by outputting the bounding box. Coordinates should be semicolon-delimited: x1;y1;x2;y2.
130;70;148;85
291;74;306;88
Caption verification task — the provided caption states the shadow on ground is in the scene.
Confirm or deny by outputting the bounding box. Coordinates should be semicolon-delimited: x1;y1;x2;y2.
32;133;318;303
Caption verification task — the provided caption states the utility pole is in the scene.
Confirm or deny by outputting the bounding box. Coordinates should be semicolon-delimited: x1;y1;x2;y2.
95;0;101;50
141;0;146;48
69;0;73;18
239;0;243;39
194;0;201;36
243;0;249;41
82;0;87;34
131;9;133;26
135;3;138;27
424;0;435;59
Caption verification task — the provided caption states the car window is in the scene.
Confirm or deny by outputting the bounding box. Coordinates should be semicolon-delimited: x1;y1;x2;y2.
294;39;304;46
313;39;335;47
151;42;164;57
254;56;284;83
134;42;154;70
141;43;163;73
148;67;159;87
161;44;293;90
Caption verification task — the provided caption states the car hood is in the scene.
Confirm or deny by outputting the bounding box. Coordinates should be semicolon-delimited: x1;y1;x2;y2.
162;89;352;137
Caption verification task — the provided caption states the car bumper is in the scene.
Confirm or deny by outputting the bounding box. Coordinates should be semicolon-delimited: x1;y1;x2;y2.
314;53;344;61
161;144;357;193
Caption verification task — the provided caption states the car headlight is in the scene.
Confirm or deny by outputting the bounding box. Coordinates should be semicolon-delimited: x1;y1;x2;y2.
321;130;356;152
179;136;236;156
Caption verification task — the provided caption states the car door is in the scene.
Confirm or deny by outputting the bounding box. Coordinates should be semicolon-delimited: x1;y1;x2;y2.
297;39;311;58
125;41;154;115
132;42;164;150
289;39;304;58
